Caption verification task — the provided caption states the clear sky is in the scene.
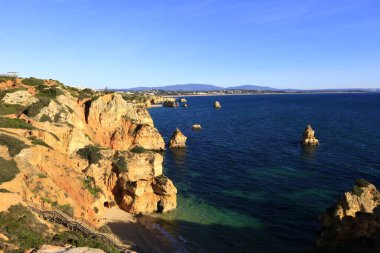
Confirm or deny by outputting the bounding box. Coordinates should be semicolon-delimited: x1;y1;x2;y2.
0;0;379;89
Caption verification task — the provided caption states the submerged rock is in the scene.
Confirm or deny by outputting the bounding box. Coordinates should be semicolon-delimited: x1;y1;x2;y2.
214;101;221;108
168;128;187;148
192;124;201;130
301;125;319;145
317;179;380;252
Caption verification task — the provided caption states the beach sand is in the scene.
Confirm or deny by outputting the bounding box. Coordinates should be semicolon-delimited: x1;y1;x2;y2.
98;208;181;253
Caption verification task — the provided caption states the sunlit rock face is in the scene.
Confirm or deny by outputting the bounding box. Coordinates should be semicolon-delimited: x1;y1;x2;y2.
301;125;319;145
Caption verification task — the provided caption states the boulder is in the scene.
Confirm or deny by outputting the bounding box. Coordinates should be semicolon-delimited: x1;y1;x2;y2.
192;124;202;130
214;101;221;108
168;128;187;148
183;103;188;108
180;98;187;103
301;125;319;145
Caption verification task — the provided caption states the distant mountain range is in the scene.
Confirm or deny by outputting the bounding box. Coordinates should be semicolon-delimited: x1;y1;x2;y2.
124;84;281;91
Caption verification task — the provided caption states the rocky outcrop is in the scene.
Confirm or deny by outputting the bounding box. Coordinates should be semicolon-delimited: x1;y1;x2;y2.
163;101;179;107
214;101;221;108
1;90;38;106
192;124;202;130
112;151;177;214
168;128;187;148
183;103;188;108
317;179;380;252
180;98;187;103
301;125;319;145
33;244;106;253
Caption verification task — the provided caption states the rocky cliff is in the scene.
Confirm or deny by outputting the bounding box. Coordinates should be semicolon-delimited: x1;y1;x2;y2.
0;77;176;224
317;179;380;252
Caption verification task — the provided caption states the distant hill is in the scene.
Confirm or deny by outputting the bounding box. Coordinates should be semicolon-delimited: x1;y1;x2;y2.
125;83;278;91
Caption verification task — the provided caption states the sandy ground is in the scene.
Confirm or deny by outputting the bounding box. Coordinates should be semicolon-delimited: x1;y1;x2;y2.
98;208;182;253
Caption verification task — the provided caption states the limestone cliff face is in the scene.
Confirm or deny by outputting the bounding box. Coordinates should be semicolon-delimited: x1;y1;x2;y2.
317;179;380;252
85;94;164;151
0;78;176;224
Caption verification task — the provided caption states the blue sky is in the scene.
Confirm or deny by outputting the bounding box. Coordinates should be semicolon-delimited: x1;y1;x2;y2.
0;0;379;89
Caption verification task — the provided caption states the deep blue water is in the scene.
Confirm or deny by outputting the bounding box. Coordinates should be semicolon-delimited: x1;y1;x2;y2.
149;93;380;253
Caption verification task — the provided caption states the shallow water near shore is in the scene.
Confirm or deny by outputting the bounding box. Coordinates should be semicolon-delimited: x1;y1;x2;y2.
147;93;380;253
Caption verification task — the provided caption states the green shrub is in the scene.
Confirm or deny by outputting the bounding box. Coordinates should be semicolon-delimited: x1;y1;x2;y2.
38;87;64;99
82;177;103;198
0;188;12;193
58;204;74;217
0;103;25;115
66;105;74;114
23;98;51;117
0;134;29;156
22;77;45;86
77;145;101;164
35;84;49;91
42;197;58;207
130;146;148;154
78;88;96;100
31;138;52;149
51;231;119;253
0;205;48;251
356;178;371;188
112;156;128;173
37;173;47;178
39;114;52;122
0;117;35;129
353;185;364;197
98;225;112;234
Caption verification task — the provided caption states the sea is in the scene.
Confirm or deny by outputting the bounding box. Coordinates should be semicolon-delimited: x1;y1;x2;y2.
147;93;380;253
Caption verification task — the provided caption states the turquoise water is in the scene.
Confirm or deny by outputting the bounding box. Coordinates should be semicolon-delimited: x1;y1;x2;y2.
149;93;380;253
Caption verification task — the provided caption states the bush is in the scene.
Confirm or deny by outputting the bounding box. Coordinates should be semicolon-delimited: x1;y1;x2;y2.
38;87;64;99
51;231;119;253
39;114;52;122
0;205;48;251
21;77;45;86
78;88;96;100
77;145;101;164
112;156;128;173
130;146;148;154
58;204;74;217
0;157;20;183
37;173;47;178
82;177;103;198
0;103;25;115
0;134;29;157
0;117;35;129
23;98;51;117
356;178;371;188
31;138;52;149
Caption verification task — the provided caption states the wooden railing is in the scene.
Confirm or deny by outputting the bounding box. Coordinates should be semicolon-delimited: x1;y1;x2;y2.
27;204;136;252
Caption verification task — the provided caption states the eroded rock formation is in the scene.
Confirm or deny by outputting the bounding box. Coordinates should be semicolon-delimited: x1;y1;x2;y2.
301;125;319;145
0;78;176;224
317;179;380;252
168;128;187;148
214;101;221;108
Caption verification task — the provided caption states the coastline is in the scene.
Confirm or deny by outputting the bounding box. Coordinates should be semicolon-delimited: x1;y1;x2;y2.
164;91;372;98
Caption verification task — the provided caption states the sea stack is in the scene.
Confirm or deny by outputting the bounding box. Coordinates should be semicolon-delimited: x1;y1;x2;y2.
180;98;187;103
192;124;202;130
183;103;188;107
214;101;221;108
301;125;319;145
169;128;187;148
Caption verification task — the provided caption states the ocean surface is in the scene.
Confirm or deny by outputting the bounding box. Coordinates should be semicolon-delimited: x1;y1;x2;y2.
148;93;380;253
